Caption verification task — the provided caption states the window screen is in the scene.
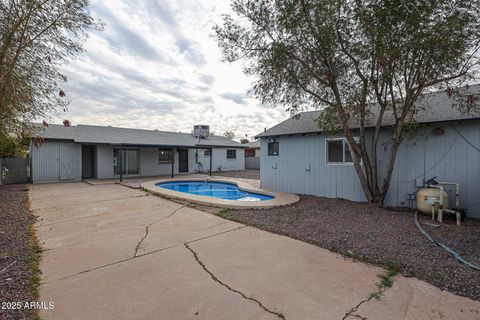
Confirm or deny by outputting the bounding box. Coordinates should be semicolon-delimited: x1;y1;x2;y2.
326;139;355;164
226;149;236;159
327;140;344;163
158;148;173;163
268;142;279;156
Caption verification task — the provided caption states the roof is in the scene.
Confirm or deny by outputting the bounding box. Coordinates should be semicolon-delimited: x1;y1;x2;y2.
33;124;246;148
256;85;480;138
245;140;260;148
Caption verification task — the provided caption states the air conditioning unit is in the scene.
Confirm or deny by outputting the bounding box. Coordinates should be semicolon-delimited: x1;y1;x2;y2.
193;125;210;139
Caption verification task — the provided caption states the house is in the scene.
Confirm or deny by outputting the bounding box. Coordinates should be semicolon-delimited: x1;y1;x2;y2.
244;140;260;169
256;86;480;219
30;124;246;183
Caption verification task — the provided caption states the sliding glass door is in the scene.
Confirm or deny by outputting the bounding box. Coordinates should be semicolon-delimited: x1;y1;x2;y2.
114;148;139;175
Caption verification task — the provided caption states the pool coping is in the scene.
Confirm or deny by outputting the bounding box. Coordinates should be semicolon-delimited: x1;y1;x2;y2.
141;177;300;209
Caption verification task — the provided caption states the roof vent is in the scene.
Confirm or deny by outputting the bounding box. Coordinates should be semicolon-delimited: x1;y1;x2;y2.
193;125;210;139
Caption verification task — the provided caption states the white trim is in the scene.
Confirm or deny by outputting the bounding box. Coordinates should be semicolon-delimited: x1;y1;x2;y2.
325;137;355;166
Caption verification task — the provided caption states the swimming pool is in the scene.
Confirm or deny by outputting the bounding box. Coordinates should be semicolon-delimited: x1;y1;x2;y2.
156;181;274;201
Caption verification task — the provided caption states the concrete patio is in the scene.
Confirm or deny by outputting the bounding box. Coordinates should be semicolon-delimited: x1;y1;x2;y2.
30;180;480;320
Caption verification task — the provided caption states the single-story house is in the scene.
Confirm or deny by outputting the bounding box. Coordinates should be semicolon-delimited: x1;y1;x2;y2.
256;85;480;219
244;140;260;169
30;124;246;183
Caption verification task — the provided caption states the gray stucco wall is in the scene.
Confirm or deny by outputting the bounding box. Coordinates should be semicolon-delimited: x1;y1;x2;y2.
260;120;480;218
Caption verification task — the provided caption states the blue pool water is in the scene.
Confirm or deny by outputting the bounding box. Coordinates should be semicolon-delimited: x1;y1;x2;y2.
157;181;274;201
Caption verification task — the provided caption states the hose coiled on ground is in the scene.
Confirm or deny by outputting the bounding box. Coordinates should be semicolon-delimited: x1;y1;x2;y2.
414;211;480;271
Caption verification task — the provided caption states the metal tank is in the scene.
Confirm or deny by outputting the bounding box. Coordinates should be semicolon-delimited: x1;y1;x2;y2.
416;187;449;214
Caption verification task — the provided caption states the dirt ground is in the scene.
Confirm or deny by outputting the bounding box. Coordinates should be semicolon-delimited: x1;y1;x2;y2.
213;169;260;180
0;185;37;320
221;195;480;301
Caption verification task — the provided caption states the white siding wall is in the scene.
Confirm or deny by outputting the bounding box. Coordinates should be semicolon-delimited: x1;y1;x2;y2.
194;147;245;172
32;144;246;182
380;121;480;217
260;120;480;218
141;147;179;176
260;134;366;201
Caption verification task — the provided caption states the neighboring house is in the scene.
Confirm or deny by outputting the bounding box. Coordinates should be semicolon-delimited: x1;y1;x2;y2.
244;140;260;169
256;86;480;219
30;124;246;183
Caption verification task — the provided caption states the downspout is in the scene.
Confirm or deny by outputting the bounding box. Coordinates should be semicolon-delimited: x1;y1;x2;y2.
119;145;123;183
209;147;212;176
171;148;175;178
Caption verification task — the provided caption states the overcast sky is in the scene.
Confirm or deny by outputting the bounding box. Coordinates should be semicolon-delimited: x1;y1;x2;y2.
54;0;289;139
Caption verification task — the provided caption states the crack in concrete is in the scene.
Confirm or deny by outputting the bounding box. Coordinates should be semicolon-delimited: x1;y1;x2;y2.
117;182;141;190
342;296;372;320
45;226;245;284
349;314;368;320
133;205;186;258
342;286;391;320
185;226;247;245
184;242;286;320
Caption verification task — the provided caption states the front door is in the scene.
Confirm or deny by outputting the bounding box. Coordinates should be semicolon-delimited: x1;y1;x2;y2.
178;149;188;173
82;145;94;179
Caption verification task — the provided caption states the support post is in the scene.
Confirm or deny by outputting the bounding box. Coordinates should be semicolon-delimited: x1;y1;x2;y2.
209;147;212;176
119;145;123;183
171;148;175;178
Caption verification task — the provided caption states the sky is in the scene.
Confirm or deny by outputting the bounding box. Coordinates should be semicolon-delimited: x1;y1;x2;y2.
55;0;290;140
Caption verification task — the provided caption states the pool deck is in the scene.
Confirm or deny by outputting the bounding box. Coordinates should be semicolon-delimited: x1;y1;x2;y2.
141;177;299;209
30;182;480;320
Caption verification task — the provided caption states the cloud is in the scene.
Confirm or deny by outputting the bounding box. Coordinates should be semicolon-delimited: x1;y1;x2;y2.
220;92;249;105
198;73;215;85
90;3;162;61
52;0;288;139
139;0;206;65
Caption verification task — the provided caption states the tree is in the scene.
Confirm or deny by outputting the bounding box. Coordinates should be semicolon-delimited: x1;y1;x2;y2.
215;0;480;204
224;131;235;139
0;131;28;157
0;0;100;139
240;138;249;144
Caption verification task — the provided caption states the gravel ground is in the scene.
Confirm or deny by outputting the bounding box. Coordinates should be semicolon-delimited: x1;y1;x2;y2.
213;169;260;180
221;196;480;301
0;184;37;320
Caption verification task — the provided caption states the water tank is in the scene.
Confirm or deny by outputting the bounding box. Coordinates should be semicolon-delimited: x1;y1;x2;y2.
416;187;449;214
193;125;210;138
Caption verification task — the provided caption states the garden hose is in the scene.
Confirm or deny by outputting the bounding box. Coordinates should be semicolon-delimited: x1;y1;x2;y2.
414;211;480;271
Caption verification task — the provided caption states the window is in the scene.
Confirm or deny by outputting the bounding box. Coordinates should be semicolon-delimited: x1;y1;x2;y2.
204;149;211;157
226;149;236;159
268;142;279;156
113;148;139;175
326;139;354;164
158;148;173;163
